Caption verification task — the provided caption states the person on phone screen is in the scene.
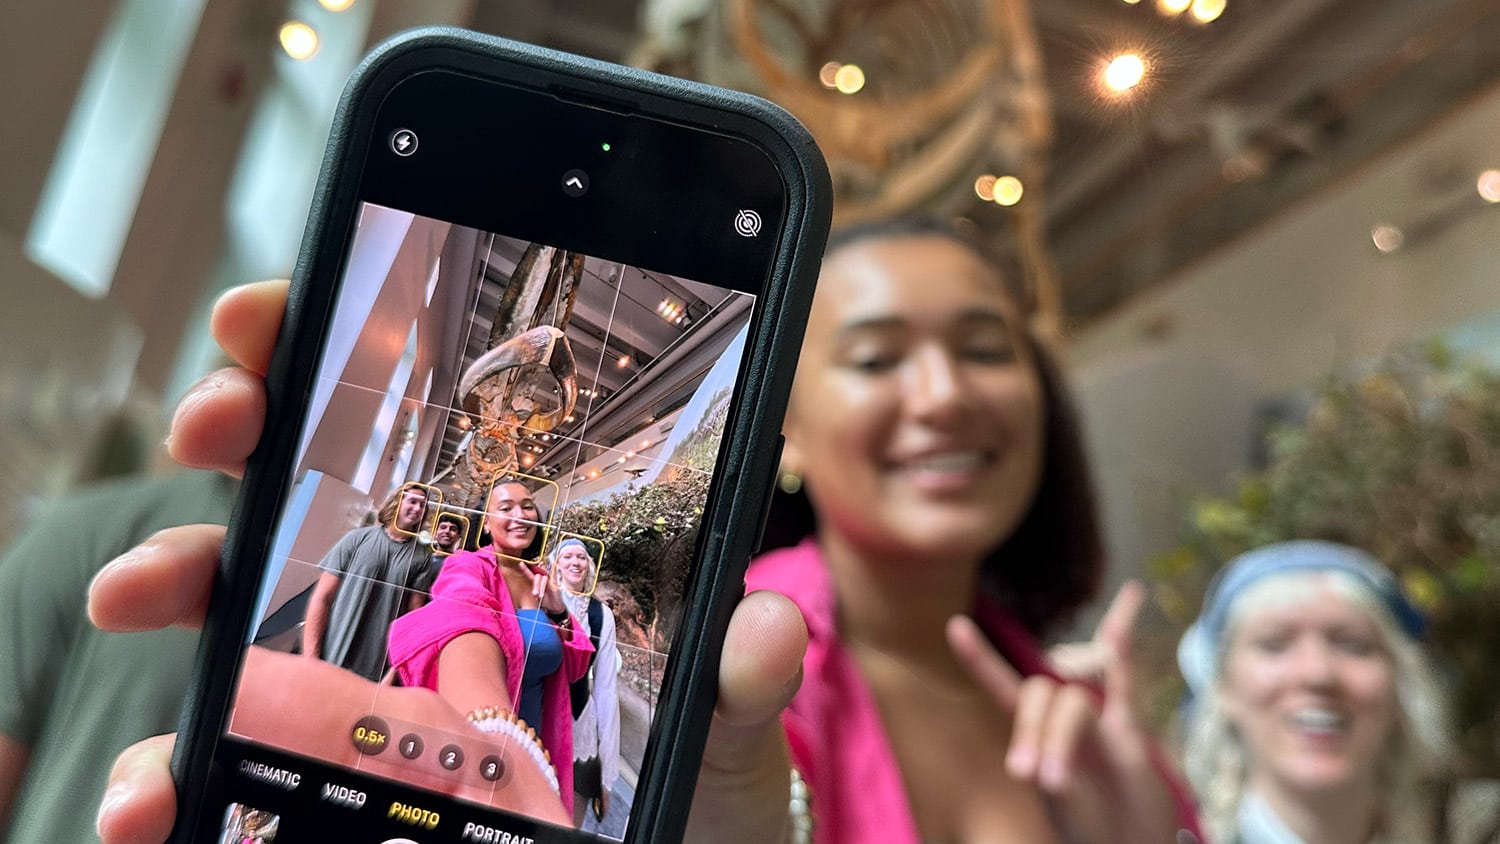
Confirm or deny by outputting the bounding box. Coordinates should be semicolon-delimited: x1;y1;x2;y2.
1177;540;1465;844
432;512;464;555
386;478;593;816
301;483;437;681
551;537;622;827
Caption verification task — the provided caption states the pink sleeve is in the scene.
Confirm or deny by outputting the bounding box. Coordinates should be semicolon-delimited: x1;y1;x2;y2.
1149;742;1208;843
389;551;510;689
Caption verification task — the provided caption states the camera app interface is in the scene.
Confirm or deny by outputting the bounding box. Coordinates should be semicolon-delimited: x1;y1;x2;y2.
218;202;755;841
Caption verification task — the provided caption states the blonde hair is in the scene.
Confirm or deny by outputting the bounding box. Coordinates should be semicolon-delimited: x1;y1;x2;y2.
1182;570;1451;842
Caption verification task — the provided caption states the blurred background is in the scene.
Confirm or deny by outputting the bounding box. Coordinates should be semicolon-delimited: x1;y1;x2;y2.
3;0;1498;771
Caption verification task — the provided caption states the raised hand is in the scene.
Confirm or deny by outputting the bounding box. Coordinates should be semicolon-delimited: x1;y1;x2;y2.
527;564;566;616
945;581;1179;844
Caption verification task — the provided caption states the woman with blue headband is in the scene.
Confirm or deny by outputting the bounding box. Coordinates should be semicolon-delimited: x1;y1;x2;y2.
1177;540;1451;843
549;537;622;829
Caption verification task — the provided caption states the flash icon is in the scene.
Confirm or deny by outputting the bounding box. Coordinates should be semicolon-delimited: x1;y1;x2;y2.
390;128;418;157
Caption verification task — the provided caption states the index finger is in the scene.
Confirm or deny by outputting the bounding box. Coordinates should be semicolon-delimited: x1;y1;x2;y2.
1093;580;1145;653
210;280;289;376
1094;581;1146;720
947;615;1021;711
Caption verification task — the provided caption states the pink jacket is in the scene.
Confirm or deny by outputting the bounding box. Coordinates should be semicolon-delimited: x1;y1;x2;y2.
388;548;593;811
745;539;1205;844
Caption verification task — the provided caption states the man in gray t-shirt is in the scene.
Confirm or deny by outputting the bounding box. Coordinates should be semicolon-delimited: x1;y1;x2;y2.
301;484;437;681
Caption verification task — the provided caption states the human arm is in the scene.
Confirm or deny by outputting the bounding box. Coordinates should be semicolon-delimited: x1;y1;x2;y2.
434;632;513;718
300;570;341;659
404;589;429;613
405;555;440;613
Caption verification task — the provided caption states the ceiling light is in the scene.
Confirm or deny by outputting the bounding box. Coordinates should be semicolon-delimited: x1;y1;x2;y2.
657;298;684;322
587;469;601;480
992;176;1024;206
617;354;631;368
974;174;997;201
1479;169;1500;203
819;62;841;89
1371;224;1404;253
279;22;319;61
1156;0;1191;14
1190;0;1226;23
520;454;535;467
318;0;356;10
833;64;866;95
1103;54;1147;92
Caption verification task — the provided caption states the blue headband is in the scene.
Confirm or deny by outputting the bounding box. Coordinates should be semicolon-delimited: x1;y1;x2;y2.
551;537;593;560
1177;540;1425;695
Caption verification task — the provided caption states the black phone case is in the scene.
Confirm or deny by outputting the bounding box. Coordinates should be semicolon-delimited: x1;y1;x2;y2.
169;26;831;844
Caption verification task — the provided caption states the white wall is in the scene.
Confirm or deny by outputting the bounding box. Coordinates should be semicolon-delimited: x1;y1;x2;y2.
1067;79;1500;588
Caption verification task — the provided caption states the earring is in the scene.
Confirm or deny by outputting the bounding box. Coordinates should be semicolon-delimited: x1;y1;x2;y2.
778;469;803;495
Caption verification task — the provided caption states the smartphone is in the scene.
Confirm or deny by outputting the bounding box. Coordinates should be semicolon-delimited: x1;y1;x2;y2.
170;28;830;844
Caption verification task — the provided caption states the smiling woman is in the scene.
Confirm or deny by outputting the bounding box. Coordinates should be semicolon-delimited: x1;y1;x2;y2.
748;217;1202;844
1177;540;1450;844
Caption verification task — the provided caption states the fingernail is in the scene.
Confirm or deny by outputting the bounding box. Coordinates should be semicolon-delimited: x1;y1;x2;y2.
1007;745;1036;778
102;542;155;574
1041;757;1067;790
97;783;130;836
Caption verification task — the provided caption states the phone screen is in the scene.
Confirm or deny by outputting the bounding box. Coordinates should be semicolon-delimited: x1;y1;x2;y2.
194;200;761;843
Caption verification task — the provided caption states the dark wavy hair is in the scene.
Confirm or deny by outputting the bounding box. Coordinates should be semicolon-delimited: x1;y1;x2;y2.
760;216;1104;638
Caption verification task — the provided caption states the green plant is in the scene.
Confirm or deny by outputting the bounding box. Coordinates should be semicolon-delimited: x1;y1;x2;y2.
554;470;711;651
1145;342;1500;776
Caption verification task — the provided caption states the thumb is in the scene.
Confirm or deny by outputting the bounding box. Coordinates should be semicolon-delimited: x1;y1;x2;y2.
687;590;807;843
705;590;807;760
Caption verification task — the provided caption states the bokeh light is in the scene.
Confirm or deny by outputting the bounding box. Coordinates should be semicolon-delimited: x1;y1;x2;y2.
1371;224;1404;253
1478;169;1500;203
993;176;1024;206
1103;54;1147;92
834;64;866;94
974;174;998;201
1190;0;1226;23
279;21;319;61
819;61;841;89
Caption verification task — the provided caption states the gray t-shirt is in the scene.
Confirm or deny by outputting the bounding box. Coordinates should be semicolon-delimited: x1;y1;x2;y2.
317;524;433;681
0;470;236;844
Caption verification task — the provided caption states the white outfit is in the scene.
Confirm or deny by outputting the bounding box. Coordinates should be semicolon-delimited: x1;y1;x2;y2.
564;590;622;793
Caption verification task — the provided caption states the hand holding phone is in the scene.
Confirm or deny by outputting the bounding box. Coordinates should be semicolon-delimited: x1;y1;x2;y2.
126;27;828;844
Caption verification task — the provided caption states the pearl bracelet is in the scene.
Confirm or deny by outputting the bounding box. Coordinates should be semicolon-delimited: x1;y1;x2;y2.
789;766;813;844
465;707;561;795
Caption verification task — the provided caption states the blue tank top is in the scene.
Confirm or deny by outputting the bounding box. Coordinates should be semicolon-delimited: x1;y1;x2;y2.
516;607;563;732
